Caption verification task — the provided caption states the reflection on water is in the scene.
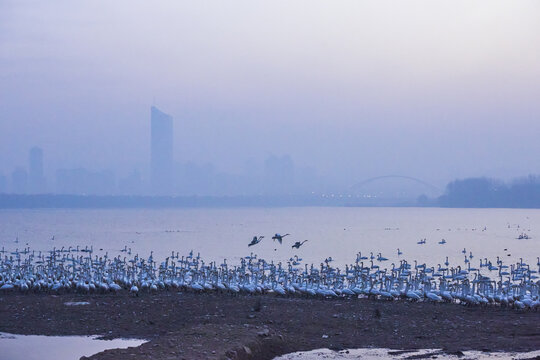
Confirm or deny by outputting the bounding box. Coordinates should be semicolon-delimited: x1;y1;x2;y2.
274;348;540;360
0;332;146;360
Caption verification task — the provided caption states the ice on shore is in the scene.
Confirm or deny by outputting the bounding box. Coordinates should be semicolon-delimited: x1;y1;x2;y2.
64;301;90;306
275;348;540;359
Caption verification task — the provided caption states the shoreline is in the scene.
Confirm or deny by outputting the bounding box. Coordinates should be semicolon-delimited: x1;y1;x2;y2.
1;293;539;359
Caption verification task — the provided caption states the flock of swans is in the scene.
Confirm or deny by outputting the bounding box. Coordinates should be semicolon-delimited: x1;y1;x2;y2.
0;240;539;310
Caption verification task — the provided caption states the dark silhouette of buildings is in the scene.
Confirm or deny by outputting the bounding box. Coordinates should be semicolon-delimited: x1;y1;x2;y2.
150;106;174;195
264;155;295;194
28;147;46;193
118;170;144;195
56;168;115;195
174;162;215;195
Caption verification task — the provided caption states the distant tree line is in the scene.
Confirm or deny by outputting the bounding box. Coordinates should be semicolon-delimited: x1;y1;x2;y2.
437;175;540;208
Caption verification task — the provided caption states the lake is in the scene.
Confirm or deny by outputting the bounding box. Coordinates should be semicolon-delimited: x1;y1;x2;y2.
0;207;537;271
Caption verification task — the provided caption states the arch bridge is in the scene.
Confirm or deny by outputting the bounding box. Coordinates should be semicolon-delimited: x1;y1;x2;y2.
349;175;442;196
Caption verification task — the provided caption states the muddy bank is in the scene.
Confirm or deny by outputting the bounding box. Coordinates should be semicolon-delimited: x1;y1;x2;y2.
0;293;538;359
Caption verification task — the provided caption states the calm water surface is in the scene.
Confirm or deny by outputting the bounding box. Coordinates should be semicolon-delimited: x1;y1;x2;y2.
0;332;146;360
0;207;538;269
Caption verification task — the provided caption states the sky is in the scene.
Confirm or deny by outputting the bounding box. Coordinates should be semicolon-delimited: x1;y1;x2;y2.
1;0;540;192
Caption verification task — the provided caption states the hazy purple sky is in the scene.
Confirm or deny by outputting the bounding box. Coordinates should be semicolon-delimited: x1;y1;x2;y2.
1;0;539;188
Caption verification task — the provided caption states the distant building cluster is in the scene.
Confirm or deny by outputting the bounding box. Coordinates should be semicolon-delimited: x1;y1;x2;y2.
0;107;315;197
0;146;47;195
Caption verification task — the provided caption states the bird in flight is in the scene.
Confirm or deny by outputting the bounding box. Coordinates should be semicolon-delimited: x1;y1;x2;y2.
248;236;264;247
272;233;290;244
291;240;308;249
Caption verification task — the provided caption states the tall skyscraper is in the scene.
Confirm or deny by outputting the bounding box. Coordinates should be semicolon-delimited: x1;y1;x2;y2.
29;146;46;193
151;106;174;194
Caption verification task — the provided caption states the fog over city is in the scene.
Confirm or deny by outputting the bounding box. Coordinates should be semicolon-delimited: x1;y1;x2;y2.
1;1;540;197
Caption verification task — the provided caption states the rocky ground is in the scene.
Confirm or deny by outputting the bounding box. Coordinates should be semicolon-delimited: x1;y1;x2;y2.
0;292;539;359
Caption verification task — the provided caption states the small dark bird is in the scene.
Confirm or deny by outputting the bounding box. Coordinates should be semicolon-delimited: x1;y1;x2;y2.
292;240;308;249
248;236;264;247
272;233;290;244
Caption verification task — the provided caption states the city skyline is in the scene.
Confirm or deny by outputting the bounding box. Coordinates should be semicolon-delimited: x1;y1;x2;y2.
1;102;537;199
0;106;326;197
2;1;539;192
0;131;442;199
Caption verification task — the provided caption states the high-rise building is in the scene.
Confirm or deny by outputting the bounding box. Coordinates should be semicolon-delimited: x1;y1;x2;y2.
150;106;174;194
29;147;46;193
